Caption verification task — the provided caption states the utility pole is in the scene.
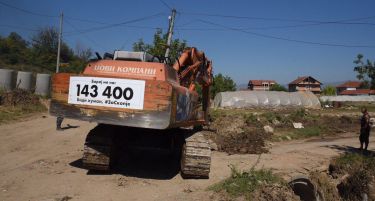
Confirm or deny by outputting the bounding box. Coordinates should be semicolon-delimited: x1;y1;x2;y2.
56;12;63;73
164;9;176;59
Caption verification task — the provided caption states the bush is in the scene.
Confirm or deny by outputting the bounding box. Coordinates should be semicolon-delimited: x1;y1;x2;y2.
270;83;287;92
322;85;337;96
0;89;46;123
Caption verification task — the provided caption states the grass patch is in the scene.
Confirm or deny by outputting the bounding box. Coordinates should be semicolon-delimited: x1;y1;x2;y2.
209;165;284;199
290;126;321;139
273;126;322;141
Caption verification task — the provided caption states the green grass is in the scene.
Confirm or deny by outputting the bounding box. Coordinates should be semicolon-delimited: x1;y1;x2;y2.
209;165;284;199
291;126;321;138
273;126;322;141
243;113;258;124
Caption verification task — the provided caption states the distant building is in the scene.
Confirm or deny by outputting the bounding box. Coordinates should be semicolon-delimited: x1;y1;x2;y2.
339;89;375;96
288;76;322;94
336;81;363;95
335;81;374;95
248;80;276;91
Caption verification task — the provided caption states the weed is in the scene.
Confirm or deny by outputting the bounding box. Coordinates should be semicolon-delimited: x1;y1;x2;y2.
289;108;306;121
294;126;321;137
274;126;322;141
244;113;258;124
209;165;284;199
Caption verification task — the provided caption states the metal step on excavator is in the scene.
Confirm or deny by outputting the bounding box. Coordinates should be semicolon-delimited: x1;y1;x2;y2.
50;46;214;178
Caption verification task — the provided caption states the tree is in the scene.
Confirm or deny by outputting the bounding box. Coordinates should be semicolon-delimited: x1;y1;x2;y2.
270;83;287;91
354;54;375;89
75;42;92;62
30;26;74;71
0;32;29;64
0;28;91;73
133;29;187;63
321;85;337;96
211;73;236;98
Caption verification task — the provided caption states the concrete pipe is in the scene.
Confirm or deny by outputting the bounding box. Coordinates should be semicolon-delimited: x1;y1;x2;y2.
289;175;323;201
16;71;34;91
0;69;16;91
35;73;51;96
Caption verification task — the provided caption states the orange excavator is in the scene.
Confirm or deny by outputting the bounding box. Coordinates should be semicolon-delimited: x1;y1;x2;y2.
49;47;213;178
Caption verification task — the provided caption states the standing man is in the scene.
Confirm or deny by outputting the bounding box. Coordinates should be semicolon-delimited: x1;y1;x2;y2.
360;107;371;151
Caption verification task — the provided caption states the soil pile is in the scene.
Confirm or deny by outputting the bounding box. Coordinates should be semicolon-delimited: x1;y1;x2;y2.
251;184;300;201
207;109;359;154
208;113;271;154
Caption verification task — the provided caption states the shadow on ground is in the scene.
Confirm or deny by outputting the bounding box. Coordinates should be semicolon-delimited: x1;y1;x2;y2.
69;148;180;180
324;144;375;156
61;124;80;130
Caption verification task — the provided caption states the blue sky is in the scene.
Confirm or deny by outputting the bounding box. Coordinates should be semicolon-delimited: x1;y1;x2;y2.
1;0;375;86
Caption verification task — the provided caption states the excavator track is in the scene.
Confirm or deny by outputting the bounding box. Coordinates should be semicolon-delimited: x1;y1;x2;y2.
82;124;115;171
180;131;211;178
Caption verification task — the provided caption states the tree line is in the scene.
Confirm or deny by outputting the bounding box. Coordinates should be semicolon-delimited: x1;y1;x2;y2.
0;27;92;73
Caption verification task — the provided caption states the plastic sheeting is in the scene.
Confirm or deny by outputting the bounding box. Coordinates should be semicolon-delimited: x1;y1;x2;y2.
214;91;321;109
320;95;375;102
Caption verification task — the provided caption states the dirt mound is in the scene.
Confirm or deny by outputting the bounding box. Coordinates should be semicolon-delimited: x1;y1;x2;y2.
328;153;375;201
337;170;373;201
251;184;300;201
309;171;341;201
208;109;359;154
208;113;270;154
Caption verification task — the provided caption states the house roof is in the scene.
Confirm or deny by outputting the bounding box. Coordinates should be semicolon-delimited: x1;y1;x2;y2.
339;89;375;95
248;80;276;86
289;76;322;85
336;81;362;88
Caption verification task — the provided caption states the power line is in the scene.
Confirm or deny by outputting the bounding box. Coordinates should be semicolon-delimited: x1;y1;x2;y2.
65;19;107;51
182;11;375;25
159;0;172;10
65;16;109;25
199;19;375;48
65;13;165;36
0;1;57;18
0;24;39;32
176;22;375;31
64;25;164;35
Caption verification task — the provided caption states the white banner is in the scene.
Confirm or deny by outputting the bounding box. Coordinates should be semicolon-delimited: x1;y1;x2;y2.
68;76;145;110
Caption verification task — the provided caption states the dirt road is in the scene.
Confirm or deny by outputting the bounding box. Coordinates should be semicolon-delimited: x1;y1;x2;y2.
0;114;373;201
